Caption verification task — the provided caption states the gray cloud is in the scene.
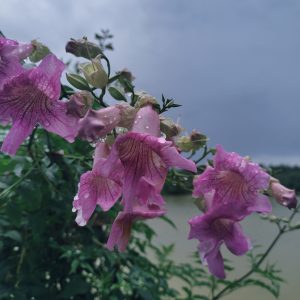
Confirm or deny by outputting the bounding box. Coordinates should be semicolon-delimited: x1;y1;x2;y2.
1;0;300;163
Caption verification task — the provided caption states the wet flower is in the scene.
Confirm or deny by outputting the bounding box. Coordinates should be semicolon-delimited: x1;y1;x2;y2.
104;105;197;211
188;197;251;278
106;204;166;252
77;105;122;142
0;54;78;156
73;142;123;226
0;37;33;89
193;145;271;216
66;91;94;118
80;55;108;89
269;177;297;209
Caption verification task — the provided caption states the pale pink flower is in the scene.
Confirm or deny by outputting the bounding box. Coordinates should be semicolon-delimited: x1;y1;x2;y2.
0;54;78;156
0;37;33;90
193;145;271;216
188;193;251;278
106;204;166;252
73;142;123;226
104;105;197;211
270;178;297;209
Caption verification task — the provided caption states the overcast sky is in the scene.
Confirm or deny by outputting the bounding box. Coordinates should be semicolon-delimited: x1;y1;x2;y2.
1;0;300;164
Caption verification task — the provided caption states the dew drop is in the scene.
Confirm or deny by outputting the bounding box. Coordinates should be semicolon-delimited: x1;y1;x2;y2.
145;125;149;129
138;115;142;119
72;207;76;213
84;193;89;199
134;121;138;124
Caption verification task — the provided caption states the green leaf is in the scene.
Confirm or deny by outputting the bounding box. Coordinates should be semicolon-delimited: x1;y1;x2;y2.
3;230;22;242
108;87;127;101
66;73;90;90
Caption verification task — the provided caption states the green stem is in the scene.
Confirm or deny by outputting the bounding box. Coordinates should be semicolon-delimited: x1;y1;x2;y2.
0;167;35;203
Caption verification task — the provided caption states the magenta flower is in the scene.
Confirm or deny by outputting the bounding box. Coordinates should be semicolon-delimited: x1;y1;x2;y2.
0;54;78;156
77;105;122;142
0;37;32;89
188;197;251;278
73;142;123;226
104;105;197;211
193;145;271;216
106;204;166;252
270;178;297;209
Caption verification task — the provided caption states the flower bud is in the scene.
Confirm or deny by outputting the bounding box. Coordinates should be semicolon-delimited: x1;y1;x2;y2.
160;117;182;139
77;106;121;142
118;68;135;82
80;55;108;89
269;178;297;209
66;91;94;118
65;38;102;59
115;102;137;129
134;91;159;109
29;40;51;63
176;131;207;152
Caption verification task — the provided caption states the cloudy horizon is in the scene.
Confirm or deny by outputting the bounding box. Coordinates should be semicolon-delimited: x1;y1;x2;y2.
1;0;300;164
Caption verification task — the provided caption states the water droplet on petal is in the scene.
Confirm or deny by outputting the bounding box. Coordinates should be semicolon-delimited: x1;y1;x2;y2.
145;125;149;129
72;207;76;212
138;115;142;119
134;121;138;124
84;193;89;199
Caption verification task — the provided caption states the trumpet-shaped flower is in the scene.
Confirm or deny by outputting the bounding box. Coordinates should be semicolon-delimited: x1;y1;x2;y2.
193;145;271;216
0;54;78;155
188;197;251;278
73;142;122;226
77;105;122;142
270;178;297;209
0;37;33;89
104;105;197;211
106;204;166;252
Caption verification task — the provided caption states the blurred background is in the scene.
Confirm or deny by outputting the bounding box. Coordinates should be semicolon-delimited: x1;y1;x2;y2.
2;0;300;164
1;0;300;299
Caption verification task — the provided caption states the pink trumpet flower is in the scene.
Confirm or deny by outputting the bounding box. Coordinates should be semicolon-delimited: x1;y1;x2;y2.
270;177;297;209
104;105;197;211
73;142;122;226
106;204;166;252
188;192;251;278
0;54;78;156
0;37;33;89
193;145;271;217
77;105;122;142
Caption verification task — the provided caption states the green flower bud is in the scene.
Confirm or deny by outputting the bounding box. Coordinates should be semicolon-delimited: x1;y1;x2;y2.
80;55;108;89
134;91;159;109
176;131;207;152
160;117;182;139
29;40;51;63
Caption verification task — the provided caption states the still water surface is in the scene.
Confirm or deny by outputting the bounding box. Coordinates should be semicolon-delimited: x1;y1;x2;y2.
148;195;300;300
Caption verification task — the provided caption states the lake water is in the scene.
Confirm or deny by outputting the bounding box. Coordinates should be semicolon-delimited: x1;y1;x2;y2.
148;195;300;300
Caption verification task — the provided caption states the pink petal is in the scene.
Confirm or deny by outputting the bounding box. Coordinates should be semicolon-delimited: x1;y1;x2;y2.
1;119;35;156
39;101;78;142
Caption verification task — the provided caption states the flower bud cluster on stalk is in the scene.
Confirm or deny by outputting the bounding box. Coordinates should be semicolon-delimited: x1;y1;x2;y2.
0;35;297;279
